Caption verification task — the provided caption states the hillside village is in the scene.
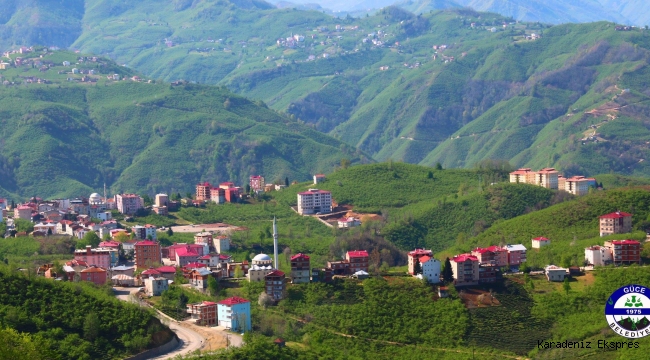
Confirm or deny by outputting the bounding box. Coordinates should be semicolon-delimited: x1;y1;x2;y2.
1;164;647;344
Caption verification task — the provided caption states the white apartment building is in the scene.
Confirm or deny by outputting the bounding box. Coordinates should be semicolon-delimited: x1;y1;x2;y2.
297;189;332;215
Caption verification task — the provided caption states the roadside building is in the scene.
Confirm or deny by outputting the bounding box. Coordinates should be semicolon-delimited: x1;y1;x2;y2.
338;217;361;228
290;253;311;284
217;297;252;332
196;182;212;201
74;245;111;269
604;240;641;265
115;194;144;215
214;235;230;253
144;277;169;296
599;211;632;237
80;266;107;285
564;176;591;196
187;301;218;326
584;245;613;267
133;224;157;240
265;270;286;301
189;268;212;289
297;189;332;215
134;240;161;270
505;244;527;267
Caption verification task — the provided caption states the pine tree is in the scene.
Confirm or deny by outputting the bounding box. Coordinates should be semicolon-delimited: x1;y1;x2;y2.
443;257;454;283
285;177;289;186
414;258;422;275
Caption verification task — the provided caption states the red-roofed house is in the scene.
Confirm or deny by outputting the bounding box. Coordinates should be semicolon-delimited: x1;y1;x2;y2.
346;250;369;274
218;297;251;331
98;241;121;251
210;187;225;203
450;254;479;286
599;211;632;237
531;237;550;249
297;189;332;215
408;249;433;275
290;253;310;284
189;268;212;289
564;176;590;196
509;168;532;183
134;240;161;270
156;266;177;280
485;246;508;267
74;245;111;269
187;301;218;326
175;246;201;266
265;270;286;301
80;266;107;285
604;240;641;265
165;243;205;260
141;268;162;277
14;205;32;220
470;247;495;264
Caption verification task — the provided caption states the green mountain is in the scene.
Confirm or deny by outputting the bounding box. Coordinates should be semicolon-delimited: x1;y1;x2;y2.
0;49;366;200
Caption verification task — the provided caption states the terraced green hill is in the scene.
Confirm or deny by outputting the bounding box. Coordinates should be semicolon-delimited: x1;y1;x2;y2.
0;50;366;200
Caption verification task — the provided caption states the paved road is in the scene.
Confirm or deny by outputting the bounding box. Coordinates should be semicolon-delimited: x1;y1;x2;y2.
113;287;206;359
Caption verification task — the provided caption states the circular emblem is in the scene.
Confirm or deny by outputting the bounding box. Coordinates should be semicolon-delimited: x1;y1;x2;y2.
605;284;650;339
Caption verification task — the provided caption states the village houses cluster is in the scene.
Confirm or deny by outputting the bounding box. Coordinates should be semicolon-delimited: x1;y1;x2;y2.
509;167;597;195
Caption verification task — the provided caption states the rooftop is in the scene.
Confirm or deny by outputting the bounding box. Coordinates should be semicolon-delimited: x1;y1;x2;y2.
218;296;250;306
532;237;550;241
290;253;310;261
600;211;632;219
265;270;285;277
452;254;478;262
347;250;369;258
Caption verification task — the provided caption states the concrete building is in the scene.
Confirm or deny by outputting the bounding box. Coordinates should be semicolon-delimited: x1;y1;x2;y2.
155;194;169;207
545;265;567;282
115;194;144;215
297;189;332;215
534;168;559;189
338;217;361;228
196;182;212;201
408;249;433;275
248;254;273;282
509;168;532;183
564;176;590;196
210;187;225;203
134;240;161;269
133;224;157;240
450;254;479;286
189;267;212;289
144;277;169;296
176;246;201;267
531;237;551;249
419;256;441;284
74;246;111;269
585;245;613;267
80;266;107;285
313;174;326;184
187;301;218;326
217;297;251;332
505;244;527;267
346;250;369;274
265;270;286;301
599;211;632;237
250;175;264;192
479;263;499;283
604;240;641;265
14;205;32;220
470;247;495;264
290;253;311;284
214;235;230;253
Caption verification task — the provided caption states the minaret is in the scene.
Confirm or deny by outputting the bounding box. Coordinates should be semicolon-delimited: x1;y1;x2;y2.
103;183;107;202
273;216;279;269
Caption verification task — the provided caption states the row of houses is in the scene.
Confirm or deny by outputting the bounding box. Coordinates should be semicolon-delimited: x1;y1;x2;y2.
509;168;596;195
186;297;251;331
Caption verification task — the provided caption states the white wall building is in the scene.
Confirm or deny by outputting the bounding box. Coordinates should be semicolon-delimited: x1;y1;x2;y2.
144;277;169;296
419;256;441;284
531;237;550;249
214;235;230;253
584;245;613;266
297;189;332;215
545;265;567;282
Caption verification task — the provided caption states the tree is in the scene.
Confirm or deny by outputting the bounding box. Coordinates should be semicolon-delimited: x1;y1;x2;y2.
413;258;422;275
427;171;433;179
83;313;100;341
234;265;243;278
258;292;273;309
207;276;219;296
166;227;174;236
283;247;292;265
0;328;42;360
79;231;101;248
519;262;531;274
563;277;571;294
245;184;251;194
340;158;351;169
115;232;130;242
285;177;289;186
561;256;571;268
435;162;443;170
442;257;453;283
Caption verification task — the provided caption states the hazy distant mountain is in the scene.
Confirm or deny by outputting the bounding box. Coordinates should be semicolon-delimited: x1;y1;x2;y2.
597;0;650;26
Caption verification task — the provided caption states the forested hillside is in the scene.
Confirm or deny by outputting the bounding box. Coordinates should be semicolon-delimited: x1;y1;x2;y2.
0;268;172;360
0;50;365;200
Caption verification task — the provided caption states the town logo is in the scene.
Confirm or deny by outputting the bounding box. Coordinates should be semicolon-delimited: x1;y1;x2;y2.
605;285;650;339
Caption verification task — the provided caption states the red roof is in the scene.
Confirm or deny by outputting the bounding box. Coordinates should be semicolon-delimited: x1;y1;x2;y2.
510;168;532;175
135;240;159;246
141;269;162;275
538;168;557;173
176;247;199;257
99;241;120;248
218;296;250;306
290;253;310;261
532;237;549;241
183;262;207;269
250;175;263;179
419;255;432;263
486;245;506;252
452;254;478;262
408;249;432;256
265;270;285;277
198;255;211;260
471;247;491;254
219;254;232;260
298;189;331;195
315;174;326;177
600;211;632;219
197;182;211;187
609;240;640;245
156;266;177;273
81;266;106;273
347;250;369;258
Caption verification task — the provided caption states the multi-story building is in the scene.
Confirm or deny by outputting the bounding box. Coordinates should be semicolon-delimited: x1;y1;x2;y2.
533;168;559;189
74;245;111;269
194;232;213;250
210;187;225;203
196;182;212;201
418;256;441;283
115;194;144;215
545;265;567;282
564;176;591;196
224;187;240;203
509;168;533;183
214;235;230;253
311;268;333;283
80;266;107;285
290;253;311;284
531;237;551;249
265;270;286;301
187;301;218;326
297;189;332;215
585;245;613;266
470;247;495;264
450;254;479;286
250;175;265;192
478;263;499;283
133;224;157;240
505;244;527;267
189;268;212;289
604;240;641;265
217;297;251;332
327;260;349;275
313;174;326;184
14;205;32;220
134;240;161;269
152;206;168;216
176;246;201;266
599;211;632;237
154;194;169;207
486;245;509;267
408;249;433;275
144;277;169;296
346;250;369;274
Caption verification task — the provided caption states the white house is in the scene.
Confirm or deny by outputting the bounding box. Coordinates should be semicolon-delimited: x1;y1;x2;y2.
531;237;550;249
419;256;441;284
62;61;70;66
214;235;230;253
545;265;567;282
297;189;332;215
584;245;613;267
217;297;251;332
144;277;169;296
338;217;361;228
